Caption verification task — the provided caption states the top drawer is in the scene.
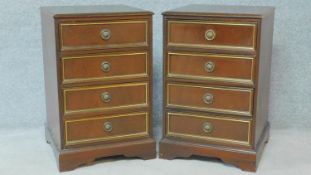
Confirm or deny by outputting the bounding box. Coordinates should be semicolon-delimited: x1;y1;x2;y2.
167;20;257;52
59;20;148;51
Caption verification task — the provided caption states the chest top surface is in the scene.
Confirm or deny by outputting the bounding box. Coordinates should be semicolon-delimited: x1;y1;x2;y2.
163;4;274;18
41;4;153;18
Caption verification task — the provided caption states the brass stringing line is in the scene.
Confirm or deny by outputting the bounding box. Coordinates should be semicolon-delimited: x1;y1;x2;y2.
64;82;147;91
168;52;255;59
63;74;148;84
168;112;251;122
167;74;252;83
65;104;148;115
62;52;147;60
167;83;253;92
167;104;251;116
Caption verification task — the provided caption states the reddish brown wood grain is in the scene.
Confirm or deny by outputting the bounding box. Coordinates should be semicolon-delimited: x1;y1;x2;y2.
62;52;148;84
167;83;253;116
167;112;251;145
160;5;274;172
65;113;148;146
42;5;155;172
61;21;147;51
64;83;147;113
168;21;256;49
167;52;254;86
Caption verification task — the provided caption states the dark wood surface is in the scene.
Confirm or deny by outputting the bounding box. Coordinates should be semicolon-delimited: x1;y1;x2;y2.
41;6;61;150
160;122;269;172
160;5;274;172
46;127;156;172
254;8;275;145
41;5;153;17
163;4;274;18
41;5;155;172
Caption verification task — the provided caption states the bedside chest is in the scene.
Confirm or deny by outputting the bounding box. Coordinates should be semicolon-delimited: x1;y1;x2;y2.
41;5;155;171
160;5;274;172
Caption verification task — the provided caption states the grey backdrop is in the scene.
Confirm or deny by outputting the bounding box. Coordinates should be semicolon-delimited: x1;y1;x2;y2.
1;0;311;131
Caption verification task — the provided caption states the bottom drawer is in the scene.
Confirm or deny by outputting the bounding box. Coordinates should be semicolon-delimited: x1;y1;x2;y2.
166;112;251;146
64;112;149;146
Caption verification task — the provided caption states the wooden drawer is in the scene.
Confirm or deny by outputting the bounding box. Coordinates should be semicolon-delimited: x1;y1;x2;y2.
65;112;149;146
62;52;148;84
167;83;253;116
59;20;148;51
64;83;148;114
166;112;251;146
167;20;257;51
167;52;254;86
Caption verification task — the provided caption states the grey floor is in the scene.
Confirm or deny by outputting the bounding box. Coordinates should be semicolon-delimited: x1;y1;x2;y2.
0;127;310;175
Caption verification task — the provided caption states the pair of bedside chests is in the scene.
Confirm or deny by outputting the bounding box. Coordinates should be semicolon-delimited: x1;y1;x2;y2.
41;4;274;172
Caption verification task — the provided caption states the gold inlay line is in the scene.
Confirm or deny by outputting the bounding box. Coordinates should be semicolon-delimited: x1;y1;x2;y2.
65;112;149;146
166;112;252;146
167;20;257;51
168;52;255;59
62;52;149;84
167;74;253;85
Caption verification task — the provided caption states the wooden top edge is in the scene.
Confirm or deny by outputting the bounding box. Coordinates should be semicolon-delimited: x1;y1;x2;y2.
163;4;275;18
40;4;153;18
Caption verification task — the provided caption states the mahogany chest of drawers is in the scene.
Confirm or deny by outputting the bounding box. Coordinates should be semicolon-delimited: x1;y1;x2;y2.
41;5;155;171
159;5;274;172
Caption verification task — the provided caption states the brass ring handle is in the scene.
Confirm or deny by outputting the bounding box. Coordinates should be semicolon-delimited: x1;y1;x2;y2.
205;29;216;41
101;61;111;72
205;61;215;73
100;29;111;40
103;122;112;132
101;92;111;102
203;93;213;104
202;122;213;133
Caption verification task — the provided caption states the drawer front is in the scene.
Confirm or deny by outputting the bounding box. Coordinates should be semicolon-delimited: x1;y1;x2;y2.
166;112;251;146
167;83;253;116
168;20;257;51
60;20;148;51
167;52;254;86
62;52;148;84
64;83;148;114
65;112;149;146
